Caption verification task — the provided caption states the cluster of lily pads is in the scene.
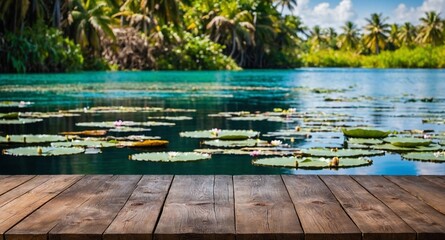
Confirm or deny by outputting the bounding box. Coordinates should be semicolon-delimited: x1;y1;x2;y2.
0;104;197;157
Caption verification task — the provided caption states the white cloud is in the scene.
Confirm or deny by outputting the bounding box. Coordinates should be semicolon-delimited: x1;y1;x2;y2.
292;0;357;30
393;0;445;24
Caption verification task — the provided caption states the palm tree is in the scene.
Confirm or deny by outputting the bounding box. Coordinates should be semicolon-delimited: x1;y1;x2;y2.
309;25;326;51
337;21;360;51
387;24;400;50
274;0;297;15
363;13;390;54
324;27;337;49
66;0;116;55
416;11;443;46
206;1;255;58
398;22;416;47
0;0;30;33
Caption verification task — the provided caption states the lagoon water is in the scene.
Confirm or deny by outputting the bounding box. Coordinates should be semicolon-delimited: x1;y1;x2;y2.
0;68;445;175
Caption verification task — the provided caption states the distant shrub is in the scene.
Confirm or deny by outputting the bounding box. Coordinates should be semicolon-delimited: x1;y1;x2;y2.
302;47;445;68
0;24;83;73
157;30;240;70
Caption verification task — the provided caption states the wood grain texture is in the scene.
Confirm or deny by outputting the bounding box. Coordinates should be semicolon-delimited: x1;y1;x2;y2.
320;175;416;240
0;175;34;196
49;175;141;240
421;175;445;188
0;176;48;208
386;176;445;215
104;175;173;240
154;175;235;240
354;176;445;240
0;175;81;235
234;175;303;240
283;175;361;240
6;175;112;240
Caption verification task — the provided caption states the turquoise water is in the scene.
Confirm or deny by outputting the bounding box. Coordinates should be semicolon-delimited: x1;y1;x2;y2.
0;68;445;175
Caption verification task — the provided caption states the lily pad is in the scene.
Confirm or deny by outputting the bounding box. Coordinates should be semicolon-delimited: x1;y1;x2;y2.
301;148;384;157
109;127;151;132
253;156;372;169
0;112;19;119
372;144;442;152
120;140;169;148
129;152;211;162
342;128;391;138
180;130;259;139
0;134;67;144
147;116;192;121
0;101;33;108
202;139;266;148
19;112;80;118
402;152;445;162
347;138;383;145
60;130;107;136
76;121;174;128
0;118;43;125
383;137;432;147
51;140;116;148
3;147;84;156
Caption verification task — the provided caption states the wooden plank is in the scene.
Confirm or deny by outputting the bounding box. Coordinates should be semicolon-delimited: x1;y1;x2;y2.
0;176;57;208
320;175;416;240
48;175;141;240
282;175;361;240
104;175;173;240
234;175;303;240
6;175;113;240
0;175;81;236
154;175;235;240
386;176;445;215
421;176;445;188
0;175;35;196
354;176;445;240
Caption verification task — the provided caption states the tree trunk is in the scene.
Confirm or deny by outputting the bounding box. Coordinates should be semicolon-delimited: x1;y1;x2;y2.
230;29;236;57
53;0;61;28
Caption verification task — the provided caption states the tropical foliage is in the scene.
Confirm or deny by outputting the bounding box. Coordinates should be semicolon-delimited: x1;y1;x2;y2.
1;0;445;72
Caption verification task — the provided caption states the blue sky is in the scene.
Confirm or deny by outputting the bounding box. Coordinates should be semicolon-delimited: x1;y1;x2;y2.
285;0;445;30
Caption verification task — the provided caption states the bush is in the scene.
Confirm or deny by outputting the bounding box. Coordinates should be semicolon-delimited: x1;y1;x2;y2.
302;47;445;68
0;24;83;73
157;30;240;70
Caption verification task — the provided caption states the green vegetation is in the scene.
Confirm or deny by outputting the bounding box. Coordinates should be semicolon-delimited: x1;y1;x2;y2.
1;0;445;72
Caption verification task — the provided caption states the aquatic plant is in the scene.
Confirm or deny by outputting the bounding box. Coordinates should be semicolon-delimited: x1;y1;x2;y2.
253;156;373;169
129;152;211;162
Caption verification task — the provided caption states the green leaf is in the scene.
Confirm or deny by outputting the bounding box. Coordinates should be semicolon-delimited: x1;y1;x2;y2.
180;130;259;139
253;157;373;169
3;147;85;156
0;134;67;143
342;128;391;138
302;148;384;157
347;138;383;145
402;152;445;162
383;137;432;147
130;152;211;162
372;144;442;152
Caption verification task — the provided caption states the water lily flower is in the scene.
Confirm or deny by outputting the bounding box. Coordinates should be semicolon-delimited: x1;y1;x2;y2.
250;150;261;157
434;151;441;158
114;120;123;127
271;140;282;146
423;134;431;139
168;152;179;159
210;128;221;136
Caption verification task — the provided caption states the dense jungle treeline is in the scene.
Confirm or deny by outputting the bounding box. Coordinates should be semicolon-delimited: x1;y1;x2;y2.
0;0;445;73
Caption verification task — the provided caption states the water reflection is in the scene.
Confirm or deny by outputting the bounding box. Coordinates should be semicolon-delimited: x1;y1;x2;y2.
0;69;444;175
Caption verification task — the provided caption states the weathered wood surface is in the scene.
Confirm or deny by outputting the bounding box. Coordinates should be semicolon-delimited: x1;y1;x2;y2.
386;176;445;215
104;175;173;240
283;175;361;240
354;176;445;240
320;175;416;240
154;175;235;240
0;175;444;240
234;175;303;240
